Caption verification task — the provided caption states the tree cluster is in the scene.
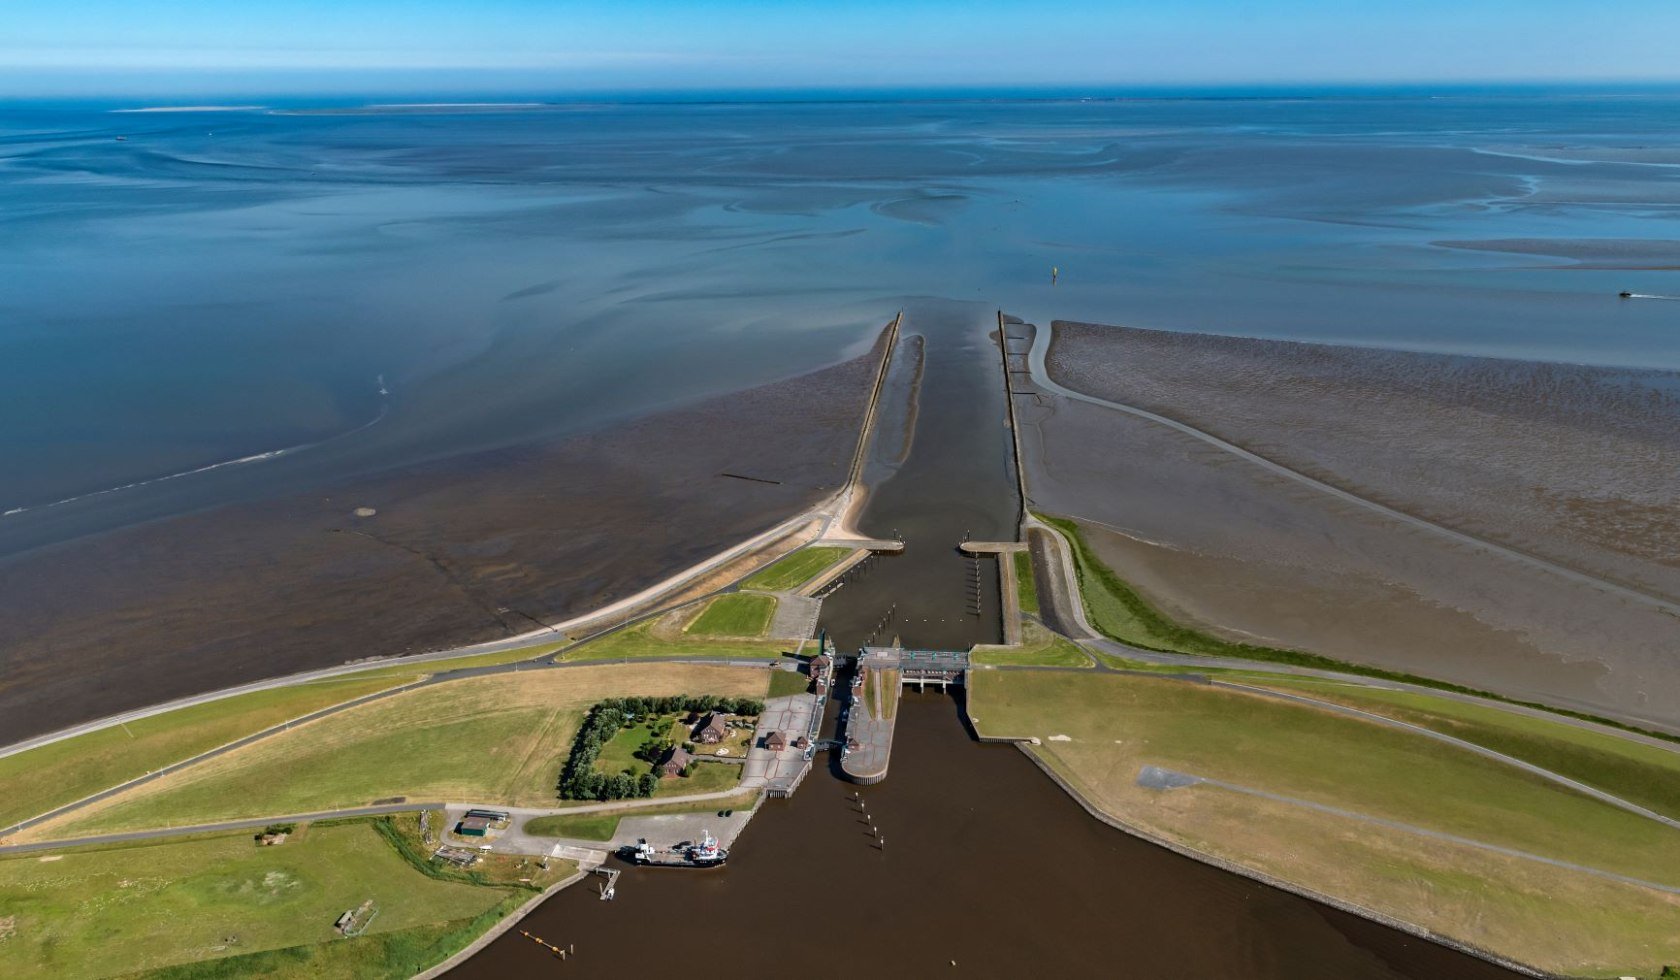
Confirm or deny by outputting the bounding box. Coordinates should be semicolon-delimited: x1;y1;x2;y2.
557;694;763;801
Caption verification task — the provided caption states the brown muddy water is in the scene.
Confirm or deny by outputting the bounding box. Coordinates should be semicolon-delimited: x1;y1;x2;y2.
453;305;1518;979
816;302;1016;653
452;695;1516;979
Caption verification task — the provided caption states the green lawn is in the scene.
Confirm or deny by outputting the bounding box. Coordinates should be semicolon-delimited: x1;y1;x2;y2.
740;547;850;592
685;593;777;637
0;675;421;831
969;670;1680;886
1239;676;1680;821
595;715;678;775
655;760;741;797
768;667;810;698
0;822;511;979
523;813;620;841
33;664;768;841
1013;550;1039;615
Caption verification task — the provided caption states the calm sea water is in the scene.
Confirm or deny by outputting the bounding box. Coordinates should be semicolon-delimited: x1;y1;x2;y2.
3;94;1678;552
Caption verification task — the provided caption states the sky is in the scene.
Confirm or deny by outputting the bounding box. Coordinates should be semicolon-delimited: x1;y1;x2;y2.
6;0;1680;97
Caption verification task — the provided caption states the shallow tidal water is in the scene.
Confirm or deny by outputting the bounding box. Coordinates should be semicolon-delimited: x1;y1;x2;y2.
5;94;1680;553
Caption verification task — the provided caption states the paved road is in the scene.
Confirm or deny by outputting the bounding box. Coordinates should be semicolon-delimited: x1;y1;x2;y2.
1024;321;1680;619
0;803;444;855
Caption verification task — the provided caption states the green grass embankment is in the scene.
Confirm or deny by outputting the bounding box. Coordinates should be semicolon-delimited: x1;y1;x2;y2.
0;675;422;831
971;623;1092;668
1013;550;1039;615
1239;676;1680;821
740;546;850;592
1042;514;1680;747
559;619;788;663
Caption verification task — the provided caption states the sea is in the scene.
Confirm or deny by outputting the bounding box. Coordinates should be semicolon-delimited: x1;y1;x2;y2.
3;90;1679;554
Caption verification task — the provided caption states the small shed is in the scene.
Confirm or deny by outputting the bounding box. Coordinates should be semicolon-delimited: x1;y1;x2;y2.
456;816;492;837
659;744;694;778
694;712;731;744
763;730;788;752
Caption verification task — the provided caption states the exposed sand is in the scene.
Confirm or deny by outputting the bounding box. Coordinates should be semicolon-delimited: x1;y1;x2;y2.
1016;321;1680;730
0;332;887;744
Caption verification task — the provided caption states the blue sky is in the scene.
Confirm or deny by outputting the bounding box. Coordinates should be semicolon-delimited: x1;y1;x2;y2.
6;0;1680;96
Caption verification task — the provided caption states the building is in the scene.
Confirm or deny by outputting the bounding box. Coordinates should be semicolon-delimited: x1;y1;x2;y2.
659;744;694;778
763;730;788;752
464;808;509;823
694;712;730;744
456;816;492;837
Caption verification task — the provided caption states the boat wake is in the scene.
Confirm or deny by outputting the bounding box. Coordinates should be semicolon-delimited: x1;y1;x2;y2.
3;376;391;520
1623;293;1680;301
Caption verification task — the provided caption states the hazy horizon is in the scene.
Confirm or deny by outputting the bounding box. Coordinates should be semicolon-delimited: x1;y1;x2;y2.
6;0;1680;97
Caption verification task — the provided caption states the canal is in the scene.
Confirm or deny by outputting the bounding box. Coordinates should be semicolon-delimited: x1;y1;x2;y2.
451;304;1518;978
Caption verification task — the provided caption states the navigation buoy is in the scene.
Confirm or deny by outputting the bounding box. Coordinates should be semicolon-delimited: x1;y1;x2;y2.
1051;265;1059;285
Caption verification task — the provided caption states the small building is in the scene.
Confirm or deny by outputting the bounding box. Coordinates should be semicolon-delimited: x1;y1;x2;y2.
456;816;492;837
694;712;731;744
257;831;288;846
809;653;832;677
464;808;509;823
659;744;694;778
792;735;810;750
763;730;788;752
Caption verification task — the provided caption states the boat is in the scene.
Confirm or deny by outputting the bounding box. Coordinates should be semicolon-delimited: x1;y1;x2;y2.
1620;290;1634;298
619;831;728;868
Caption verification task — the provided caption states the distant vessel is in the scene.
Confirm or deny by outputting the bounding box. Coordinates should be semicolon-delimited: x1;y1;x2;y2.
1619;290;1633;298
621;831;728;868
115;136;127;142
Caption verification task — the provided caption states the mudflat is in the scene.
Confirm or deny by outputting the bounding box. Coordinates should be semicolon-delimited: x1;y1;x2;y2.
1019;321;1680;730
0;333;885;745
1048;321;1680;604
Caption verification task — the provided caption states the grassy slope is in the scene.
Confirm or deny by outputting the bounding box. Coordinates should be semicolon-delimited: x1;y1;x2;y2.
740;546;849;592
1240;675;1680;821
969;670;1680;885
685;593;776;637
559;619;789;662
969;669;1680;977
971;622;1093;668
1044;514;1680;745
1013;550;1039;615
0;675;420;831
35;665;767;839
0;822;509;979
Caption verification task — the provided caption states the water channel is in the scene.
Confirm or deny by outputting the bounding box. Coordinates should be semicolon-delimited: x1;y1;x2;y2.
452;304;1519;979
